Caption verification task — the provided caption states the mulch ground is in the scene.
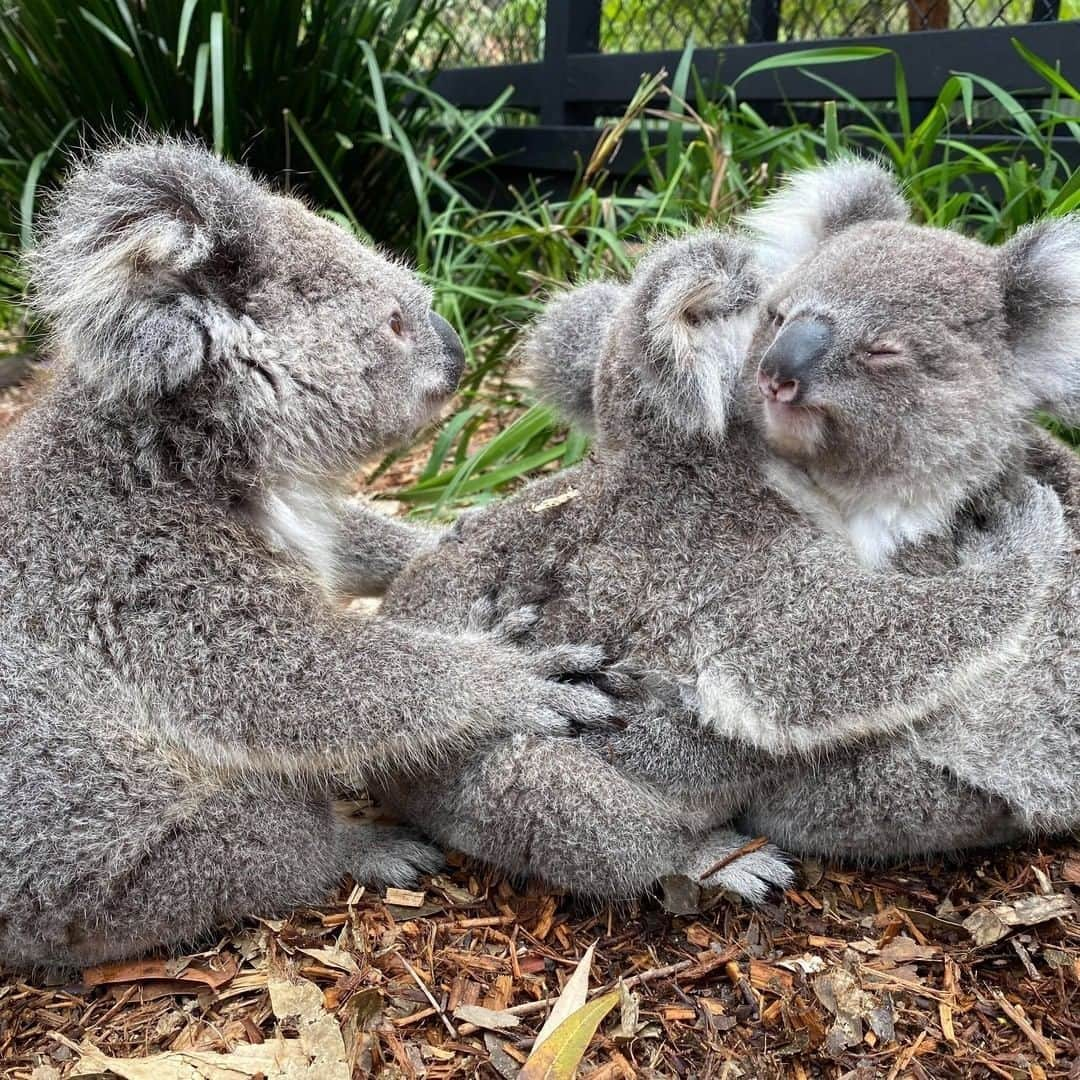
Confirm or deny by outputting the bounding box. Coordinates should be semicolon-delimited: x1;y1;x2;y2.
1;378;1078;1079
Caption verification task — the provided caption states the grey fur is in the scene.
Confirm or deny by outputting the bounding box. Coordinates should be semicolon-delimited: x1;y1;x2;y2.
377;189;1074;902
0;140;615;971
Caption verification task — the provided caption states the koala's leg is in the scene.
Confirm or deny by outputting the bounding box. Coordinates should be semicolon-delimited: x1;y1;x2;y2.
739;742;1025;863
0;781;441;972
335;501;441;597
378;735;790;902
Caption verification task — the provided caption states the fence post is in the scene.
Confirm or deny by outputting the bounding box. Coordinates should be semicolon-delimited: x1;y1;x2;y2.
541;0;602;126
1030;0;1062;19
746;0;780;42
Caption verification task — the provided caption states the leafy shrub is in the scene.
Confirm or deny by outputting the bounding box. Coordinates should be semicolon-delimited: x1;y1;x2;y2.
0;0;499;299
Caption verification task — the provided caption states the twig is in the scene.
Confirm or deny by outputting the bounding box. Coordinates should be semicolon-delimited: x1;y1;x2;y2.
993;990;1056;1066
697;837;770;883
885;1030;927;1080
398;955;458;1040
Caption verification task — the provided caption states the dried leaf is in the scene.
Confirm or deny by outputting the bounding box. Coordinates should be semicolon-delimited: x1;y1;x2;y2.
877;935;939;965
452;1005;521;1032
71;976;349;1080
529;488;580;513
658;875;701;916
519;991;620;1079
296;947;360;974
962;894;1075;946
617;980;640;1040
813;967;894;1056
82;956;238;991
777;954;827;976
532;941;596;1051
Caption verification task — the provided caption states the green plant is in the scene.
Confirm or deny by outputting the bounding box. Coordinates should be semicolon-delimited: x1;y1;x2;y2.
386;40;1080;516
0;0;499;303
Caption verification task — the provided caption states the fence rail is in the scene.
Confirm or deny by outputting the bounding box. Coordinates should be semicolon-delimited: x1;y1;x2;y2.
432;0;1080;179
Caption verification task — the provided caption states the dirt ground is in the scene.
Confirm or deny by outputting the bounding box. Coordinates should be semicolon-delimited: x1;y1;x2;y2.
1;377;1078;1079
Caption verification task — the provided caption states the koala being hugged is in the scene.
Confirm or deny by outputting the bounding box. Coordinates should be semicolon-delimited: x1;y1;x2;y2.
378;160;1076;899
0;141;614;970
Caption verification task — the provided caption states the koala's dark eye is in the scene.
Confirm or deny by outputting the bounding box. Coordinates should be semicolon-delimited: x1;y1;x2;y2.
389;310;405;337
768;308;785;328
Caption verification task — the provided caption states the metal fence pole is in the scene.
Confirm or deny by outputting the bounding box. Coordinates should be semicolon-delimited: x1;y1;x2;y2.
541;0;602;125
746;0;781;42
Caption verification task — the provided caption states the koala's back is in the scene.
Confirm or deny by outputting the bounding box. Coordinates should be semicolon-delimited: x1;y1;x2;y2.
385;431;792;673
0;392;321;902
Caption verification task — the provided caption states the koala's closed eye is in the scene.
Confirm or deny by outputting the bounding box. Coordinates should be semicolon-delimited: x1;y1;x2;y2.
863;341;904;364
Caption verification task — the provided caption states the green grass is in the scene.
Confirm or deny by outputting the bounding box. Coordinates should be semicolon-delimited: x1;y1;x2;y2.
0;0;496;294
1;22;1077;511
381;41;1080;517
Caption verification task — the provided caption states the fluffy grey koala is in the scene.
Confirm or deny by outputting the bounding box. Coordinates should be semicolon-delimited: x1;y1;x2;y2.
0;140;615;971
376;179;1071;900
728;161;1080;858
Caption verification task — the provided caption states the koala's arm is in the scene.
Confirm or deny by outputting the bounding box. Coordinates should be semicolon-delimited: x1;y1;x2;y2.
697;478;1069;755
335;500;441;597
161;597;613;784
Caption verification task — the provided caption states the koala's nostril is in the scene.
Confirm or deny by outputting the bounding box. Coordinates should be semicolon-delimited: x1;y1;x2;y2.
774;378;799;404
429;311;466;387
756;368;801;405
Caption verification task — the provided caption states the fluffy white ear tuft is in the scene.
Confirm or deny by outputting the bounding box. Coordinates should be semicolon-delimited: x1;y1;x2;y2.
26;138;269;403
1000;215;1080;423
742;156;908;277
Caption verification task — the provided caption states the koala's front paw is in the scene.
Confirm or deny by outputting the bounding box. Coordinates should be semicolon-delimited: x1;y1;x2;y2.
342;824;444;889
682;830;795;904
962;476;1067;570
502;642;622;738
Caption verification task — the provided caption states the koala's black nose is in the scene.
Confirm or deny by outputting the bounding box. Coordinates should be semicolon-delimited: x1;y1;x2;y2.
430;311;466;387
757;317;833;405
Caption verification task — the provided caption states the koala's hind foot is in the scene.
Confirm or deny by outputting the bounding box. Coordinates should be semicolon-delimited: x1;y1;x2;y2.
336;818;444;888
681;830;795;904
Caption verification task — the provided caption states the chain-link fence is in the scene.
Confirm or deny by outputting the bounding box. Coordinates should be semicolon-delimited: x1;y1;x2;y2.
437;0;1054;67
438;0;545;66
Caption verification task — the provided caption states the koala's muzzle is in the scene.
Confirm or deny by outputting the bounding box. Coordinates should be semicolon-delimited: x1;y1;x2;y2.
757;317;832;405
430;312;466;387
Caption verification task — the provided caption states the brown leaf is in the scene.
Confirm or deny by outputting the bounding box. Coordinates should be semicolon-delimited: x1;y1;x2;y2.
962;894;1076;946
82;956;238;992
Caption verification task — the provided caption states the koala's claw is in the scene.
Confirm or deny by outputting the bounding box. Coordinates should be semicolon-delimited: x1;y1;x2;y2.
683;832;795;904
343;824;444;889
465;597;542;643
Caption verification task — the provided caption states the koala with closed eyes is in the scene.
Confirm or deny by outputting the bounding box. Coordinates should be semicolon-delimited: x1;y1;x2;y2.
375;163;1073;900
0;140;616;971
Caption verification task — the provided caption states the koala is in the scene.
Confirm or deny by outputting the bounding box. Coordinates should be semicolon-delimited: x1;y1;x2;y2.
0;140;616;971
375;186;1070;901
726;161;1080;857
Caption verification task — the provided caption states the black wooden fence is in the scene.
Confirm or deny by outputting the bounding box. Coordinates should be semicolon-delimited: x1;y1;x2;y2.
433;0;1080;179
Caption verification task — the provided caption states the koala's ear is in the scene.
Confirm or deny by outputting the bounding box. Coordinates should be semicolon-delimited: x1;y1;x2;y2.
632;231;760;364
521;282;626;435
999;215;1080;422
27;139;271;403
743;157;908;277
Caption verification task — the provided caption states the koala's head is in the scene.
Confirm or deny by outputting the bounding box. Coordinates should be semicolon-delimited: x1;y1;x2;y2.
524;232;762;450
28;139;465;487
743;157;1080;530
